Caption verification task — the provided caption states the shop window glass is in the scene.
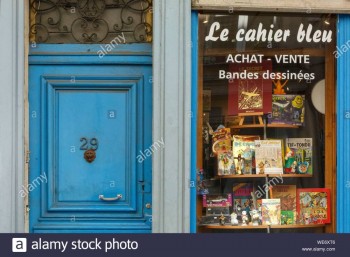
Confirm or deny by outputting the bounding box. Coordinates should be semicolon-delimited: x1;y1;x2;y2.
196;12;336;232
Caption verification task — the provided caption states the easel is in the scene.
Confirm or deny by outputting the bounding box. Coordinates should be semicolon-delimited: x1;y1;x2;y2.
238;112;264;126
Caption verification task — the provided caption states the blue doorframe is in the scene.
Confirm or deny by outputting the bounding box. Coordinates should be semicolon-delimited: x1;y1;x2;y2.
190;11;199;233
337;15;350;233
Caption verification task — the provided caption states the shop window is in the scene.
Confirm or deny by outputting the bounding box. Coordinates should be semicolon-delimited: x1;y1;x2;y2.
196;12;336;233
29;0;152;43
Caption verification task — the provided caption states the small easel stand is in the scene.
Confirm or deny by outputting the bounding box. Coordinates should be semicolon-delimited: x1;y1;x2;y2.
238;112;264;126
236;112;268;139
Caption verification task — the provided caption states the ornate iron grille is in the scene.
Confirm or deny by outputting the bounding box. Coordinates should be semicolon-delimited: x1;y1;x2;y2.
30;0;152;43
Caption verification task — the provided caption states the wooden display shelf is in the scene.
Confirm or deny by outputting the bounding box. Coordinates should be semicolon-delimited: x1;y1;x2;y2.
200;225;268;230
200;224;325;230
215;174;313;179
269;174;313;178
270;224;326;229
231;124;299;129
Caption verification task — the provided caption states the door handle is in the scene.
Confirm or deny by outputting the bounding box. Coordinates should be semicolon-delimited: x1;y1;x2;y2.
98;194;122;201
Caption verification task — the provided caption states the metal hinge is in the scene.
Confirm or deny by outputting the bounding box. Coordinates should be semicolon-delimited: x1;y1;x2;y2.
25;150;30;164
138;180;151;193
25;205;30;214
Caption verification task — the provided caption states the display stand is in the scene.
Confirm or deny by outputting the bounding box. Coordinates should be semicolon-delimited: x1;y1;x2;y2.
238;112;264;126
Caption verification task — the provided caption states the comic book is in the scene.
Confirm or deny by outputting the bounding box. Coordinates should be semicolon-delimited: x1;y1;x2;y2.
269;94;305;126
255;140;283;174
297;188;331;224
217;152;236;175
212;128;231;155
262;199;281;225
232;135;260;174
271;185;297;224
285;138;312;175
232;183;254;214
228;61;272;115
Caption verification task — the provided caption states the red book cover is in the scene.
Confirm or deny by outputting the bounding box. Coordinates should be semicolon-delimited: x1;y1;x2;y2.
228;60;272;115
296;188;331;224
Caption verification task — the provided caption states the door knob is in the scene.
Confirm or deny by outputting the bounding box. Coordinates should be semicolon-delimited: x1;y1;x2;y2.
98;194;122;201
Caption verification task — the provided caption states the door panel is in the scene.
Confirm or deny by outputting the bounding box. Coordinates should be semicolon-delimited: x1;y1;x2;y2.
29;64;152;233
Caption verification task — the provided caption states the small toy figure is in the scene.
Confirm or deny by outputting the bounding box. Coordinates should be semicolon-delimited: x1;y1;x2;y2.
196;169;209;195
236;205;243;223
230;212;239;226
241;211;249;226
284;149;296;173
273;76;288;95
291;161;297;173
219;213;226;226
250;210;260;226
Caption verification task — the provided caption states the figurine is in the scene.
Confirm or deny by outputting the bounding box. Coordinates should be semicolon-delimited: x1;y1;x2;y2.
230;212;239;226
273;76;288;95
236;205;242;224
250;210;260;226
241;211;249;226
291;161;297;173
284;149;296;173
219;213;226;226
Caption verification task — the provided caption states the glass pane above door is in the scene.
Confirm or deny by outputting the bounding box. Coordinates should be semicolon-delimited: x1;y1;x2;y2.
30;0;152;44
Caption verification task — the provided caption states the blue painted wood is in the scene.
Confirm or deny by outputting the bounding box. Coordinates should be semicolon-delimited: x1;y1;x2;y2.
190;11;198;233
29;45;152;233
337;15;350;233
29;43;152;55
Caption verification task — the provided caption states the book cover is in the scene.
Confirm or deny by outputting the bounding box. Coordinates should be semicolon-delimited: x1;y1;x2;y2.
232;135;260;174
228;61;272;115
297;188;331;224
269;94;305;126
285;138;313;175
281;211;294;225
217;152;235;175
232;183;254;214
262;199;281;225
212;128;231;155
271;185;297;224
255;140;283;174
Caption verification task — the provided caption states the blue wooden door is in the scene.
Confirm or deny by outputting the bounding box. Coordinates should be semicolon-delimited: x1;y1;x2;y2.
28;44;152;233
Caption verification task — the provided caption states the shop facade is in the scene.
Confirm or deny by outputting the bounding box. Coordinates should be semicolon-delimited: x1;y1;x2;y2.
0;0;349;233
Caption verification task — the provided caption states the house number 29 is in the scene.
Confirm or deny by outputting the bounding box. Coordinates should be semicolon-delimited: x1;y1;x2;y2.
80;137;99;163
80;137;99;150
